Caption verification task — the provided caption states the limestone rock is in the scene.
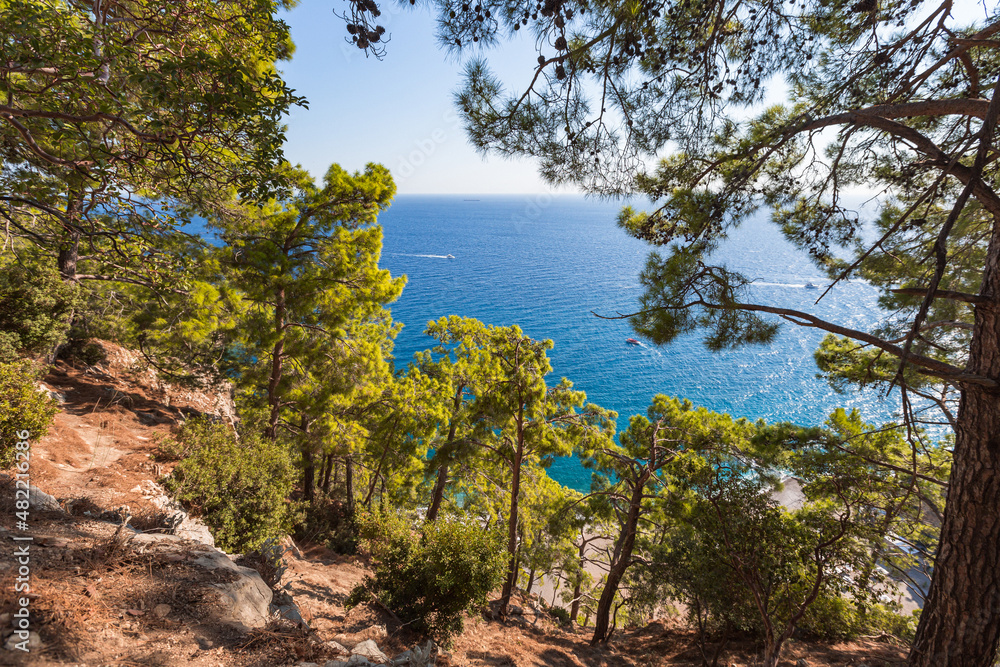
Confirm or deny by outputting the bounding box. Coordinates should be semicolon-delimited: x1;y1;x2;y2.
153;604;171;618
352;639;388;663
28;485;62;512
326;640;350;654
391;640;437;666
4;631;42;652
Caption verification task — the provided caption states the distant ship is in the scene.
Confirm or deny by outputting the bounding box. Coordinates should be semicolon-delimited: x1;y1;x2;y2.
626;338;640;345
805;282;819;289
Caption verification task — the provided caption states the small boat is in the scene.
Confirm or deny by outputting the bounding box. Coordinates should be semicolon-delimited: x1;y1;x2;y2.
805;282;819;289
625;338;640;345
445;254;455;259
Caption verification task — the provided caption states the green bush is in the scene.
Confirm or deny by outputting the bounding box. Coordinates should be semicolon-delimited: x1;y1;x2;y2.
294;492;358;554
0;361;58;468
347;511;506;644
165;419;295;553
798;593;861;640
0;263;78;362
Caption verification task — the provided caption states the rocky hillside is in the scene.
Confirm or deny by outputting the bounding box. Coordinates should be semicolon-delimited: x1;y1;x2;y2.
0;341;909;666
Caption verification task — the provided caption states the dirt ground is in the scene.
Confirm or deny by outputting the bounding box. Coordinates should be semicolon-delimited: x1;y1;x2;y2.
0;341;909;666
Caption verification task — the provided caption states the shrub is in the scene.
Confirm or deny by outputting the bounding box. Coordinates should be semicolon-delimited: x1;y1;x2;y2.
294;492;358;554
0;262;78;362
347;511;506;644
0;360;57;468
165;419;295;552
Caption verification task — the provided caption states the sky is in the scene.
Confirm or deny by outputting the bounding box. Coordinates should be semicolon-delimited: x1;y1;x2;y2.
277;1;569;194
276;0;994;195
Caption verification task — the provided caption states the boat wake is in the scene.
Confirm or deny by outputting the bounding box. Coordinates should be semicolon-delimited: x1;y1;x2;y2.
391;253;455;259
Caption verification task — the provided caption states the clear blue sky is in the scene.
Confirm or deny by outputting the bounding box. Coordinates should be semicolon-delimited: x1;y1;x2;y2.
277;1;574;194
276;0;992;195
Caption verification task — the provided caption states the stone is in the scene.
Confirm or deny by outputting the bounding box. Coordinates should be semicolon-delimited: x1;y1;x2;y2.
326;640;350;654
347;656;374;667
5;631;43;651
153;604;171;618
323;662;349;667
352;639;388;663
28;485;62;512
390;640;437;667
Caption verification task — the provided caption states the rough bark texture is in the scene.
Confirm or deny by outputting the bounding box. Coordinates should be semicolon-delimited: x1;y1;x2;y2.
498;414;525;616
909;221;1000;666
591;474;647;644
264;287;285;441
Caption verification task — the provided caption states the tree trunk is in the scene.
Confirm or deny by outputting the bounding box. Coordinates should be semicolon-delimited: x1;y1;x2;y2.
499;414;525;616
570;538;586;624
321;453;333;494
302;448;315;503
345;455;355;517
426;385;463;522
58;192;83;282
265;286;286;440
909;223;1000;666
591;472;648;644
525;565;536;597
426;463;449;522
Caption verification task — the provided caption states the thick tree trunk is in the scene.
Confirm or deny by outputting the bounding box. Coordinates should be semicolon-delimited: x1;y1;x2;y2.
909;224;1000;665
591;473;648;644
499;414;525;616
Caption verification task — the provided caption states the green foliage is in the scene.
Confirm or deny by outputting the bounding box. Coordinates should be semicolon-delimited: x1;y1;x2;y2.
0;360;57;468
0;261;78;361
294;493;358;554
348;510;506;644
166;419;295;552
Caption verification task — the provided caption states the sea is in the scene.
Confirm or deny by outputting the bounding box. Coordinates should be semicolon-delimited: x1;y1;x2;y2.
378;195;902;492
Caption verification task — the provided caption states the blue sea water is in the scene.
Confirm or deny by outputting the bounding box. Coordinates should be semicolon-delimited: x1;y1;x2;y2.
379;195;900;492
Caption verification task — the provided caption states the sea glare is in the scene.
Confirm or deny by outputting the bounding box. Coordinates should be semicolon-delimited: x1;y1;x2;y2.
379;195;901;492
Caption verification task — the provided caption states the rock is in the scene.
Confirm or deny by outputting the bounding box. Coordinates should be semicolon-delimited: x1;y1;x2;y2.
347;656;374;667
132;532;271;632
28;485;62;512
508;605;523;616
273;602;309;628
296;663;320;667
363;624;387;639
326;640;350;654
323;662;349;667
153;604;171;618
5;631;43;651
352;639;389;663
391;640;437;666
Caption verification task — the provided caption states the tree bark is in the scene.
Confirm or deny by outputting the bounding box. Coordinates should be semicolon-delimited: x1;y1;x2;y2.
321;453;333;494
909;221;1000;666
498;412;525;616
264;286;286;440
345;455;355;517
591;472;648;644
302;448;315;503
426;385;463;522
570;538;586;624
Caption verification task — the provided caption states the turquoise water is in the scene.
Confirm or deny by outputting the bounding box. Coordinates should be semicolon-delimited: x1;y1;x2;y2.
379;195;899;491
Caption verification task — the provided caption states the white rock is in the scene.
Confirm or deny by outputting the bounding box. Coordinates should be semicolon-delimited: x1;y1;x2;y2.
4;631;42;651
326;640;350;654
28;485;62;512
347;656;374;667
352;639;388;663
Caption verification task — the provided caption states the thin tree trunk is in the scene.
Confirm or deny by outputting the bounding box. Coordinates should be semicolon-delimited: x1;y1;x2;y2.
570;538;586;624
426;385;463;522
345;455;355;517
302;448;315;503
909;219;1000;665
525;565;536;597
591;472;648;644
499;412;525;616
265;286;286;440
426;464;449;521
321;453;333;494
